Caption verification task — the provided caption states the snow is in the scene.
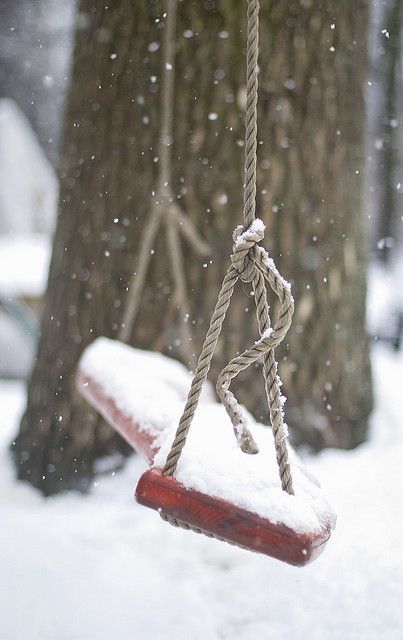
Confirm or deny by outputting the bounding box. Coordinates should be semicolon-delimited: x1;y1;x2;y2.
0;309;35;378
232;218;293;298
0;99;58;235
0;233;51;297
233;218;266;246
80;338;213;435
80;338;336;534
1;344;403;639
367;257;403;338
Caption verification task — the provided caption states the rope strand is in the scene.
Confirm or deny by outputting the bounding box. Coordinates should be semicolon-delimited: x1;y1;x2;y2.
119;0;209;364
243;0;259;229
163;0;294;494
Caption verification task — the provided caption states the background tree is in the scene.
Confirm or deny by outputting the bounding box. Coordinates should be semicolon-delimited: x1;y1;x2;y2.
375;0;402;261
13;0;372;495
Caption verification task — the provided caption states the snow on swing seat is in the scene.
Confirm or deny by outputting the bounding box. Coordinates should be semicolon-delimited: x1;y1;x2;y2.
77;337;336;565
77;337;200;463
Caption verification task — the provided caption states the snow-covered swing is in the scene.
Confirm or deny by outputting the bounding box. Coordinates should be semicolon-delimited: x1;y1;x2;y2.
77;0;335;566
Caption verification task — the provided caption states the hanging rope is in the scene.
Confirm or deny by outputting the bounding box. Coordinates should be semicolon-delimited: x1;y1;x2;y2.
163;0;294;494
119;0;210;365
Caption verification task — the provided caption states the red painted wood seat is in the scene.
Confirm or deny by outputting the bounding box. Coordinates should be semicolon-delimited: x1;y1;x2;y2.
136;467;332;566
76;341;335;567
76;370;159;464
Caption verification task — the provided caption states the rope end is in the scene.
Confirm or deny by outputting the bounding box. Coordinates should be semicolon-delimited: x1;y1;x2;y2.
238;427;259;455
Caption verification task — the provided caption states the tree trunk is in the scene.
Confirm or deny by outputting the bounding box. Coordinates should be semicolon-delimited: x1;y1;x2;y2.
13;0;372;495
257;1;373;450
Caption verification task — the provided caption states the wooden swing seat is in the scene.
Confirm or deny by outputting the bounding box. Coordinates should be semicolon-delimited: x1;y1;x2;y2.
76;343;334;567
74;0;336;568
136;468;331;566
76;370;158;464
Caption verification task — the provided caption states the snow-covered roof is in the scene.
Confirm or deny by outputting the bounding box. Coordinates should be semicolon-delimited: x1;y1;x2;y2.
0;234;51;297
0;98;58;235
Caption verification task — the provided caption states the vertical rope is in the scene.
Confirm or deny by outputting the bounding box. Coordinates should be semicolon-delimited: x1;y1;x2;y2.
158;0;176;192
163;0;295;495
163;268;239;475
243;0;259;230
119;207;161;343
252;270;293;493
119;0;209;361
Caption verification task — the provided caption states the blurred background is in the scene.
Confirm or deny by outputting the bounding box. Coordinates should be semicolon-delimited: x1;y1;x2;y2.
0;0;401;397
0;0;74;377
0;1;402;639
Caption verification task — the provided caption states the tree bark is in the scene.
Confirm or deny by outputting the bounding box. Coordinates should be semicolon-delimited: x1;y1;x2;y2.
257;1;373;449
13;0;372;495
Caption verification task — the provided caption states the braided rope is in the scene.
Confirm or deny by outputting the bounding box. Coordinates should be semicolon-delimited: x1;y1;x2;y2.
243;0;259;229
216;226;294;493
163;0;295;494
160;511;251;549
119;0;209;364
163;268;239;474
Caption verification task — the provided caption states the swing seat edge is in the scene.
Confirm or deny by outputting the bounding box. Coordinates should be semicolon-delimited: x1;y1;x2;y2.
76;370;158;464
135;467;331;567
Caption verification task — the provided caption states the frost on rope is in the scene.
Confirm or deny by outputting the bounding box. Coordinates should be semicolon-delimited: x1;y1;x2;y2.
234;219;293;296
233;218;266;246
80;338;336;534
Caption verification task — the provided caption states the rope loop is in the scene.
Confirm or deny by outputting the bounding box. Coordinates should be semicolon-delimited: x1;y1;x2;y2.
231;220;265;283
119;0;210;365
162;0;295;495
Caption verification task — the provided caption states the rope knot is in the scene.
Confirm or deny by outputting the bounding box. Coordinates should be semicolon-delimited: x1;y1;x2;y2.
231;219;265;283
162;0;294;496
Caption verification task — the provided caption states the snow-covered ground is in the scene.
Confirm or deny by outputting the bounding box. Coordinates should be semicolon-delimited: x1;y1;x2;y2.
1;344;402;640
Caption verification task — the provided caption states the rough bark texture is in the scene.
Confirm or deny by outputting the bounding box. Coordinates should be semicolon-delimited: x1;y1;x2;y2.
258;1;373;449
13;0;372;495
